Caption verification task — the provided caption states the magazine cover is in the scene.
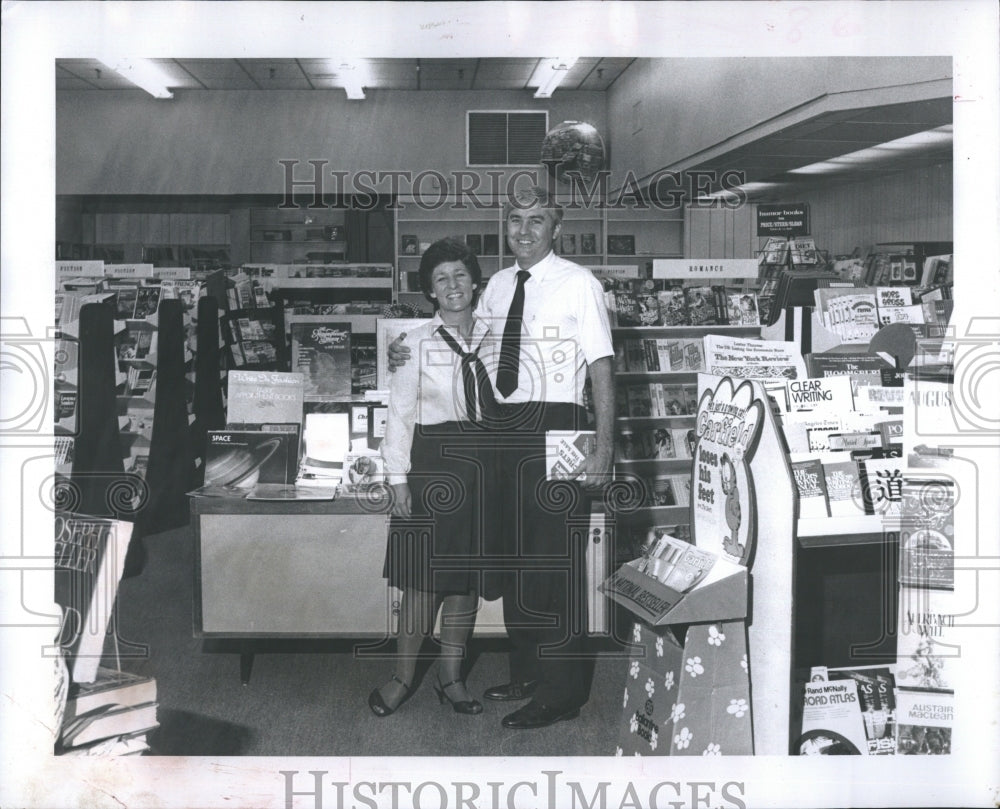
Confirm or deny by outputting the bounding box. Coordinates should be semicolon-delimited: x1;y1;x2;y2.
290;321;352;399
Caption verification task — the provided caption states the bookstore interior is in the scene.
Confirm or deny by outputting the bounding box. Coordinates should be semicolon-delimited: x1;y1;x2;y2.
51;56;959;757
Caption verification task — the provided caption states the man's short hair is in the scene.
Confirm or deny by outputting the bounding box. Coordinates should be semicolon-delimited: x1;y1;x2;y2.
504;185;563;225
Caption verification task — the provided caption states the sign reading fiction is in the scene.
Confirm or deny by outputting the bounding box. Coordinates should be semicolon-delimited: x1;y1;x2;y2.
757;202;810;237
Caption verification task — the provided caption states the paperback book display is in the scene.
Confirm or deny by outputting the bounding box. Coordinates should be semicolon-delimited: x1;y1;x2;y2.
614;337;707;374
606;279;761;328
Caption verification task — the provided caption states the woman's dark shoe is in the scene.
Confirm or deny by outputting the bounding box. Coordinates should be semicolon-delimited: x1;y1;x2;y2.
368;675;413;717
434;678;483;715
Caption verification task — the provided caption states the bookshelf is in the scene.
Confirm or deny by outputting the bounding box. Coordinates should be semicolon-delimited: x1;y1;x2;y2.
248;207;348;264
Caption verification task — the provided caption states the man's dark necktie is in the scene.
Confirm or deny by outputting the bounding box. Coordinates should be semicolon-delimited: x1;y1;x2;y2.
496;269;530;398
437;327;497;424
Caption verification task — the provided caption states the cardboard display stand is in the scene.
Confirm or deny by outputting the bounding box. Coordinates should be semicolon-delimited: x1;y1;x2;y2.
605;374;796;755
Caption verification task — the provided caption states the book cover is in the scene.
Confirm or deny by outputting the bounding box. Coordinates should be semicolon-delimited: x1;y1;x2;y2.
789;237;821;266
895;688;953;755
792;459;831;518
681;338;705;371
113;288;139;319
634;280;660;326
545;430;597;481
654;339;686;372
204;430;298;489
226;370;305;426
298;412;351;485
465;233;483;255
795;680;870;755
560;233;576;255
53;515;134;683
820;458;862;517
482;233;499;256
814;289;879;343
626;385;653;418
896;587;957;692
64;668;157;722
827;665;897;755
291;321;352;399
132;286;161;319
342;449;386;492
724;291;759;325
580;232;596;255
668;474;692;507
759;237;788;266
656;286;688;326
899;477;955;591
859;456;904;517
612;280;641;327
683;285;722;326
670;427;696;459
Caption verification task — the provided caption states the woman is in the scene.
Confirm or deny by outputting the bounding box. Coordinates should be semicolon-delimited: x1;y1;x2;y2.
370;238;495;717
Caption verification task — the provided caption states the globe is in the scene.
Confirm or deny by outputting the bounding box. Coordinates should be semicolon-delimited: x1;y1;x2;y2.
540;121;606;186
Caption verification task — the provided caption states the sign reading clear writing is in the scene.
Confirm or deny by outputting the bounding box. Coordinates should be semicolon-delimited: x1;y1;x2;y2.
756;203;810;237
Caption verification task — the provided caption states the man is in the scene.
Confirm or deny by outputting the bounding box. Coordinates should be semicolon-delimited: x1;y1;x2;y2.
390;185;614;729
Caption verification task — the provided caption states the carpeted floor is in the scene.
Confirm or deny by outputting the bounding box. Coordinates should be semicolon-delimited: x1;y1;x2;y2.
111;524;633;756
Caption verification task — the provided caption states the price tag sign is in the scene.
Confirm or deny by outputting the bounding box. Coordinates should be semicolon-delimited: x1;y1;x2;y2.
652;259;759;279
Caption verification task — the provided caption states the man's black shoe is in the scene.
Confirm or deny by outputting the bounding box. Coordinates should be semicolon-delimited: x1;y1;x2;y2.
483;680;538;702
501;701;580;730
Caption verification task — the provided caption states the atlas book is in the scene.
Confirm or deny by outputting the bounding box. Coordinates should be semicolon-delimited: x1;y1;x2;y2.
54;514;134;683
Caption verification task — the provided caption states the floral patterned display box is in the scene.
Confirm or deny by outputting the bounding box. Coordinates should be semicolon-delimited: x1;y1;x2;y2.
617;620;753;756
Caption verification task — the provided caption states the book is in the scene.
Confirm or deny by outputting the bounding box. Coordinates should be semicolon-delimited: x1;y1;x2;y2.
813;288;879;343
792;459;830;518
725;291;760;325
895;688;953;755
826;665;897;755
466;233;482;255
634;280;660;326
789;237;821;267
58;729;150;757
805;351;892;393
341;449;386;492
611;280;641;327
60;702;158;749
298;412;351;486
821;458;863;518
668;474;692;506
226;370;305;427
560;233;576;255
683;285;724;326
759;237;789;266
896;587;957;692
625;385;653;418
63;667;157;722
795;680;870;755
898;477;955;590
204;430;299;489
291;321;352;399
53;515;134;683
482;233;499;255
656;286;688;326
580;233;596;255
131;286;161;320
545;430;597;480
859;456;904;517
635;533;716;592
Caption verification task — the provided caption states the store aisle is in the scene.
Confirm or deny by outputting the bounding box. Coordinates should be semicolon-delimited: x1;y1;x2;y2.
113;523;629;756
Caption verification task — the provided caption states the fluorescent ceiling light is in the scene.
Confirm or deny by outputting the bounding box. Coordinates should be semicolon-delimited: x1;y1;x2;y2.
789;125;953;176
533;58;578;99
330;60;369;100
99;58;175;99
702;182;782;200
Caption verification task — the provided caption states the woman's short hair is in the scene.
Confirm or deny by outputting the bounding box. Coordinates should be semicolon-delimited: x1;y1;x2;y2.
418;237;483;307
